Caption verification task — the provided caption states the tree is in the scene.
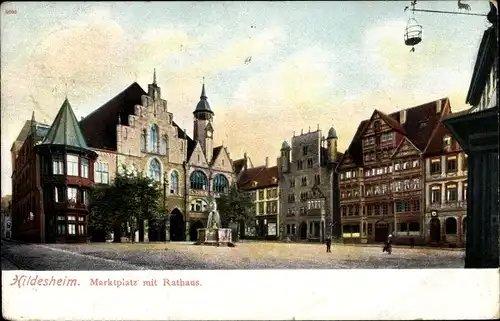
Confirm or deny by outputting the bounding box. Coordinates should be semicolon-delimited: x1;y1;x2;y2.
88;165;167;243
216;184;255;240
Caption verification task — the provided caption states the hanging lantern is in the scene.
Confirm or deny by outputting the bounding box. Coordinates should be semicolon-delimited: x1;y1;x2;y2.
404;17;423;51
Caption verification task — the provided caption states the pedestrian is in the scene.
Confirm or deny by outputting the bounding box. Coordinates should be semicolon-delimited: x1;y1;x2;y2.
383;232;393;254
410;237;415;248
325;236;332;253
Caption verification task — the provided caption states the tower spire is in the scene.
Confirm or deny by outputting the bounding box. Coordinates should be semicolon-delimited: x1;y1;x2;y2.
201;77;207;99
153;68;157;85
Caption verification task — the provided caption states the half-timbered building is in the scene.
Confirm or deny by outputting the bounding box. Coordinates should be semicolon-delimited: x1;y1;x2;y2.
337;98;452;245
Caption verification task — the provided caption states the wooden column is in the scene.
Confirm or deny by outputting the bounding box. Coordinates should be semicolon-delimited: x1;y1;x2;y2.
444;106;499;268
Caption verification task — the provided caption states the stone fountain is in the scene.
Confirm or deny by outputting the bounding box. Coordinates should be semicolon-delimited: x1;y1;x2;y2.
196;198;233;246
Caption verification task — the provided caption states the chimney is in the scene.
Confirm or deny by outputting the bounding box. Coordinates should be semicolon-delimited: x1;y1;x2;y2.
436;99;442;114
265;157;269;167
244;152;248;170
400;110;407;125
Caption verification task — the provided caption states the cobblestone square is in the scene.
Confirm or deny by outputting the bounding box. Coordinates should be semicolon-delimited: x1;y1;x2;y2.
2;240;464;270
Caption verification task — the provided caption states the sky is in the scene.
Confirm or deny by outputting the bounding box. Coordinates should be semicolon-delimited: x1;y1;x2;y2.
0;1;492;196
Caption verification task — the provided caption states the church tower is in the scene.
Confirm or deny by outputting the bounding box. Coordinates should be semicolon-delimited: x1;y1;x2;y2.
193;79;214;161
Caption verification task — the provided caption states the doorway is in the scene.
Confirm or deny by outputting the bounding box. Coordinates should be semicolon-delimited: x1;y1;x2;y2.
375;220;389;242
189;220;204;242
169;208;184;241
430;218;441;244
299;222;307;240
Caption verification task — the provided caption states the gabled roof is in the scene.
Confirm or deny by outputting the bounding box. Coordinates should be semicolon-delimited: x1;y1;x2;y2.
390;136;421;159
423;116;463;157
80;82;147;150
212;146;223;164
375;110;406;135
339;98;450;168
40;98;90;151
238;165;279;190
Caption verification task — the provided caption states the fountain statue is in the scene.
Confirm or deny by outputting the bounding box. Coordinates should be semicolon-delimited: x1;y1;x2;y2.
195;197;233;246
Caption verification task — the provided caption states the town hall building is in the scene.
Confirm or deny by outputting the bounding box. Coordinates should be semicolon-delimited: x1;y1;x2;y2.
11;71;246;243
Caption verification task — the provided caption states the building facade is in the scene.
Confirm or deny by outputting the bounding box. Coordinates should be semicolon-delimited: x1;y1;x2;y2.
11;72;248;243
423;121;467;247
238;158;280;239
12;101;98;243
337;98;452;245
278;127;342;242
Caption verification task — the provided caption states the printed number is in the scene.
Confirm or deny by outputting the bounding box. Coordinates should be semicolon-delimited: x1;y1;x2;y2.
5;10;17;14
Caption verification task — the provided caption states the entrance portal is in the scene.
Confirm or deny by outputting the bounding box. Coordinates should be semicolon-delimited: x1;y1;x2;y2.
430;218;441;244
299;222;307;240
375;221;389;242
169;208;184;241
189;220;204;242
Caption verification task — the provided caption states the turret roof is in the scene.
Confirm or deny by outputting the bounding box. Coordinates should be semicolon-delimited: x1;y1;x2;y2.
194;83;214;114
40;98;90;151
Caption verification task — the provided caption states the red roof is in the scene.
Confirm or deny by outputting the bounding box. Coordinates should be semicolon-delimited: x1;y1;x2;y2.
423;112;464;157
339;98;451;168
238;166;279;190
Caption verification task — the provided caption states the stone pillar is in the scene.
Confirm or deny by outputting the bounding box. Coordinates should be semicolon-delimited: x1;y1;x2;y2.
185;221;190;241
444;106;499;268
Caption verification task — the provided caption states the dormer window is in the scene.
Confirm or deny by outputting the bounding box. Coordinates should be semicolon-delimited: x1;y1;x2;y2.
443;135;452;146
271;177;277;184
252;181;258;187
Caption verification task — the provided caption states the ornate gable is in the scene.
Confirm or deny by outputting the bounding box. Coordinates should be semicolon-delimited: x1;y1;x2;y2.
361;110;406;139
391;137;421;159
211;146;233;173
187;141;209;167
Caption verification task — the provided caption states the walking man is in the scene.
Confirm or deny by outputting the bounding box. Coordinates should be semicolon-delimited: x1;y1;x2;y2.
325;236;332;253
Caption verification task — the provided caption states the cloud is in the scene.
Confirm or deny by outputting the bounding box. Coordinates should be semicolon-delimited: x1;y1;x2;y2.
213;46;338;165
183;26;286;77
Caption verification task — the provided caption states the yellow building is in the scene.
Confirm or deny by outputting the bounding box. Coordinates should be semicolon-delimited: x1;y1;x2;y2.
238;159;280;239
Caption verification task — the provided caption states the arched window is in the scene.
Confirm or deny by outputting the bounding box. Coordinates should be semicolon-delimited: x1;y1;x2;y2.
445;217;457;235
141;129;147;151
170;171;179;194
190;170;208;190
149;124;159;153
213;174;229;193
160;135;168;155
148;158;161;182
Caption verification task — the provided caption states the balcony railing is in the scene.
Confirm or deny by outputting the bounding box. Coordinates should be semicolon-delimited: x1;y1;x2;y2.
426;201;466;212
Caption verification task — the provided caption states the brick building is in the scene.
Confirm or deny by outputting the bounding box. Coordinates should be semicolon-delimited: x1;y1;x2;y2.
11;72;249;243
278;127;342;242
337;98;452;245
238;158;280;239
11;100;98;243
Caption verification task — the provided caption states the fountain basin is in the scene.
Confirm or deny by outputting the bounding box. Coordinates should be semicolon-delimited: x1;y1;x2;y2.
196;228;233;246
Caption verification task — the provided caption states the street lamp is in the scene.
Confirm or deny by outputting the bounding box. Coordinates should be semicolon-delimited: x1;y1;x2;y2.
402;0;487;52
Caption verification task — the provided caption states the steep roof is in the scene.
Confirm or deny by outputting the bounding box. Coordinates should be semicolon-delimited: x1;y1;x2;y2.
423;112;464;157
212;146;223;163
340;98;449;168
194;83;213;114
39;98;90;151
232;158;246;174
238;165;279;190
80;82;146;150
